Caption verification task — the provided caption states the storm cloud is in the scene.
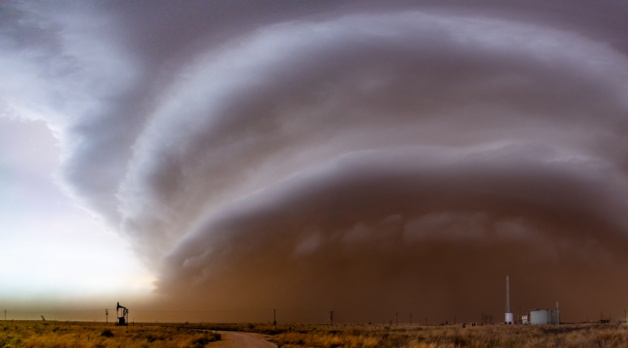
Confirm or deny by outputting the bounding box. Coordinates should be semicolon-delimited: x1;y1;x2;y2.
3;1;628;322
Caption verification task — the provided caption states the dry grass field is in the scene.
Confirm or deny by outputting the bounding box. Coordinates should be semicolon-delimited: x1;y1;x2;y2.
0;321;220;348
2;321;628;347
268;323;628;348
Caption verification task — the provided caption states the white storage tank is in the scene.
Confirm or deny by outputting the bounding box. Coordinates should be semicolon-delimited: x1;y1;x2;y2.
530;309;558;325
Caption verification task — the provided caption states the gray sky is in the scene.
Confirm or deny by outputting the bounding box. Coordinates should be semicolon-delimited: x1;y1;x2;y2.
2;0;628;323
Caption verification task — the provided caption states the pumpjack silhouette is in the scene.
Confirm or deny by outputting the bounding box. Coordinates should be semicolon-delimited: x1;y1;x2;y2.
116;302;129;326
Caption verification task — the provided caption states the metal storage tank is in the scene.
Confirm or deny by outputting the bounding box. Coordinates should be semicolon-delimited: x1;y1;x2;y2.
530;309;550;324
530;309;558;325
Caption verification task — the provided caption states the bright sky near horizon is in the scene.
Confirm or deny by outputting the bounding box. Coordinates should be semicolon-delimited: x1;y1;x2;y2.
2;0;628;323
0;118;154;302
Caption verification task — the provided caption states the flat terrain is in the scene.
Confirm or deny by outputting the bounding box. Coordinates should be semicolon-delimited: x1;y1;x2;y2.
209;331;276;348
2;320;628;347
269;323;628;348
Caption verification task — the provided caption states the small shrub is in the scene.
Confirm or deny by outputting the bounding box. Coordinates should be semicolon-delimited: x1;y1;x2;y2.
192;337;212;348
101;329;114;338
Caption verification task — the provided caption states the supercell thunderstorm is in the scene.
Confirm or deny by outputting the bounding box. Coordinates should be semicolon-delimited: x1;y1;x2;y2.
3;2;628;321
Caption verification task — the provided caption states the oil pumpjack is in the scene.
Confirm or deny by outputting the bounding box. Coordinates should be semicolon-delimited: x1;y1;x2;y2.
116;302;129;326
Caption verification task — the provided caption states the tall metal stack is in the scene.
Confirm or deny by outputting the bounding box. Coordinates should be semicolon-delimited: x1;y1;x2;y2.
505;276;514;324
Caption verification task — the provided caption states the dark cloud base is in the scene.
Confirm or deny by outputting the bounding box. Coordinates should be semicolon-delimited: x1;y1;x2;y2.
158;160;628;323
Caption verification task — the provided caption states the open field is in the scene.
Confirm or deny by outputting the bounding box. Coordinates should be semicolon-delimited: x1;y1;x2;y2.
268;323;628;348
2;321;628;347
0;321;220;348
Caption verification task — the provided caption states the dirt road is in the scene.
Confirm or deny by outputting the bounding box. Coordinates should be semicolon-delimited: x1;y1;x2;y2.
208;331;277;348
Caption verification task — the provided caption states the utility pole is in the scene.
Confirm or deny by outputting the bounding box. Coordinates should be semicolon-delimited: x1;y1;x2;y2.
330;310;334;327
105;309;108;324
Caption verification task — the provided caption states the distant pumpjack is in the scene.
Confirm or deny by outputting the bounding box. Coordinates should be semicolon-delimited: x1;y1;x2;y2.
116;302;129;326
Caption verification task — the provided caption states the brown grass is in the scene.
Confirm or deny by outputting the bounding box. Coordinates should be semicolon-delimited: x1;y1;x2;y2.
0;321;220;348
2;321;628;348
269;323;628;348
